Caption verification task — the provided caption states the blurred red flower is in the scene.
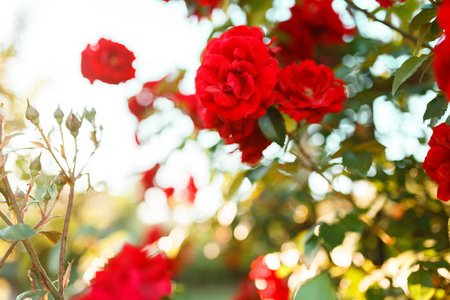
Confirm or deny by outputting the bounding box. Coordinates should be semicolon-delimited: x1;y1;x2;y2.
422;123;450;201
72;244;172;300
275;0;353;64
142;164;161;192
81;38;135;84
275;60;346;123
230;277;260;300
433;38;450;101
249;256;289;300
195;25;279;121
438;0;450;31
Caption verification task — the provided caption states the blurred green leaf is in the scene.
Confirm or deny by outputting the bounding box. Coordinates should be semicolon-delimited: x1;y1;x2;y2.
304;235;321;268
0;223;35;242
392;54;429;96
246;164;272;183
39;230;62;244
342;151;372;177
226;171;247;199
423;95;448;128
340;212;363;233
258;107;287;147
407;270;435;300
16;290;48;300
294;273;338;300
319;223;345;250
409;9;436;32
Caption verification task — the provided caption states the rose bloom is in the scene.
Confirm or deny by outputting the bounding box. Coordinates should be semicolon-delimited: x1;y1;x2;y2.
81;38;135;84
142;164;161;192
275;60;347;123
433;38;450;101
422;123;450;201
231;277;261;300
438;0;450;31
249;256;289;300
195;25;279;121
72;244;172;300
275;0;353;64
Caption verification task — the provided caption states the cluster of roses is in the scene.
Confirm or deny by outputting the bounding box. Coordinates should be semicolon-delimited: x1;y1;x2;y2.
422;1;450;202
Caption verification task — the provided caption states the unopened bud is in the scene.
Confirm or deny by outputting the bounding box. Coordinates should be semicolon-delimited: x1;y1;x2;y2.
29;155;42;177
54;173;66;192
15;189;25;201
84;108;96;123
65;113;81;137
25;100;39;125
54;106;64;125
43;187;51;202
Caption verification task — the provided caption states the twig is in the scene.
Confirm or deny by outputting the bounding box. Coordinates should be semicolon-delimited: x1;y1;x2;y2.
35;125;68;179
344;0;433;50
0;241;18;270
58;181;75;296
0;209;12;225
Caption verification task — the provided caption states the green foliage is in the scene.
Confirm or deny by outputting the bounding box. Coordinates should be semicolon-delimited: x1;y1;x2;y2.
392;54;430;96
408;269;436;300
424;95;448;128
16;290;48;300
294;273;338;300
0;224;36;242
258;107;287;147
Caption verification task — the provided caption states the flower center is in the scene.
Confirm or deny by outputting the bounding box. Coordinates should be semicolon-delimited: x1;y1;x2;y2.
304;88;314;98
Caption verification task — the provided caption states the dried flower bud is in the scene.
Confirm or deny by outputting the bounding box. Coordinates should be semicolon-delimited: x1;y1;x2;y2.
84;108;96;123
54;173;66;192
65;113;81;137
25;100;40;126
15;188;25;201
43;187;51;202
29;155;42;177
54;106;64;125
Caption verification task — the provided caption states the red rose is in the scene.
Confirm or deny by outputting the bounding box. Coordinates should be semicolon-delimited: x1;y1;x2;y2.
195;25;279;121
142;164;161;192
236;123;271;165
438;0;450;31
275;0;354;64
185;176;197;204
231;277;261;300
249;256;289;300
433;38;450;101
72;244;172;300
81;38;136;84
422;123;450;201
275;60;347;123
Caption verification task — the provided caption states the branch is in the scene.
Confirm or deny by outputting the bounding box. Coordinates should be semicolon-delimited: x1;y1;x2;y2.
0;241;18;270
344;0;433;50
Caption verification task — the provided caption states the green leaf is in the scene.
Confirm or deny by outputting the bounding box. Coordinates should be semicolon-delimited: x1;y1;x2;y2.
319;223;345;250
294;273;338;300
304;235;321;268
39;230;62;244
423;95;448;128
409;9;436;32
258;107;287;147
407;270;436;300
0;224;36;242
16;290;48;300
342;151;373;177
340;212;363;233
392;55;429;96
246;164;272;183
226;171;247;199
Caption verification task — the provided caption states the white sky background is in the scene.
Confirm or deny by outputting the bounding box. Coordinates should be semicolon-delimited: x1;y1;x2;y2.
0;0;215;196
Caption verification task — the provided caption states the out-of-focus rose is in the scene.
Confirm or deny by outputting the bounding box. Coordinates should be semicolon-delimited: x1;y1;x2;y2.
195;25;279;121
249;256;289;300
275;60;346;123
422;123;450;201
275;0;354;64
433;39;450;101
81;38;135;84
72;244;172;300
142;164;161;192
230;277;260;300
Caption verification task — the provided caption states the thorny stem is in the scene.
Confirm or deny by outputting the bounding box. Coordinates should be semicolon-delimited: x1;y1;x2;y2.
58;181;75;296
344;0;433;50
33;192;62;230
59;123;71;171
19;176;35;215
0;120;62;299
0;241;18;270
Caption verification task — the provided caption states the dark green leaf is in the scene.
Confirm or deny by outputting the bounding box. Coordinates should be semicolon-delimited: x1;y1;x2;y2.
409;9;436;32
226;171;247;199
407;270;435;300
258;107;287;147
319;223;345;250
304;235;321;268
423;95;448;128
294;273;338;300
342;151;373;177
392;55;429;96
16;289;48;300
340;212;363;233
0;224;36;242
